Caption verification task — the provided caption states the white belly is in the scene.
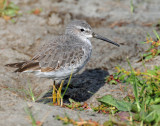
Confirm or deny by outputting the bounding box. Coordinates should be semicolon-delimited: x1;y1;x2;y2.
34;66;79;80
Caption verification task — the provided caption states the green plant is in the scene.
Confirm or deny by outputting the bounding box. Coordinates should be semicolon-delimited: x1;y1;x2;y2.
24;105;50;126
2;82;42;102
62;71;73;99
130;0;134;13
24;106;37;126
26;83;36;102
141;30;160;61
103;31;160;125
104;64;160;125
0;0;19;20
24;106;43;126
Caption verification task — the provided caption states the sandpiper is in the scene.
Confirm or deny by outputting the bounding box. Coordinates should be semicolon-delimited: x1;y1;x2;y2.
6;20;120;105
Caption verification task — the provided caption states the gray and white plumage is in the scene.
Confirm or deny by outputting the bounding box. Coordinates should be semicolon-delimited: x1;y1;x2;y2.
6;20;119;81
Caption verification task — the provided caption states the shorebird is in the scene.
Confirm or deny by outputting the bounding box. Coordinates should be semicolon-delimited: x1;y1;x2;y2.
6;20;120;105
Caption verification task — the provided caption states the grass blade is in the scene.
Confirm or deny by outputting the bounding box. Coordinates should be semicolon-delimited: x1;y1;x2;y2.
62;71;73;98
24;106;37;126
153;30;160;40
127;58;141;112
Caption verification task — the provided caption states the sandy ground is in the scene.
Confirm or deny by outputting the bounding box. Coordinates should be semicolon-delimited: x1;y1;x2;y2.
0;0;160;125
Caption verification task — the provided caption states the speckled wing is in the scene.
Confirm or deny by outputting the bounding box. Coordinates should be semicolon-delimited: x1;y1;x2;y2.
31;35;86;72
6;35;90;73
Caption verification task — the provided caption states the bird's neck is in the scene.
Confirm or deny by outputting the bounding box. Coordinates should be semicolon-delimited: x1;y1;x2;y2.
78;36;92;46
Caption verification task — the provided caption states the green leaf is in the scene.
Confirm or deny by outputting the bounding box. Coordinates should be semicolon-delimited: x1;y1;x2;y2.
153;30;160;40
154;66;160;70
139;41;147;44
8;2;19;10
130;0;134;13
147;70;157;76
69;98;75;104
144;105;160;123
145;55;153;60
98;95;132;111
150;105;160;111
4;9;17;17
127;58;141;112
109;80;117;85
157;50;160;54
119;74;127;81
143;52;152;57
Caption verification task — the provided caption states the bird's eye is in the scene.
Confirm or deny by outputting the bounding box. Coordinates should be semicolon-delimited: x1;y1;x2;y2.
80;29;85;32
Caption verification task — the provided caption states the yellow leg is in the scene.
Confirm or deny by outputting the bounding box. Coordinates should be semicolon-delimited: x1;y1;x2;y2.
57;80;64;106
52;81;57;104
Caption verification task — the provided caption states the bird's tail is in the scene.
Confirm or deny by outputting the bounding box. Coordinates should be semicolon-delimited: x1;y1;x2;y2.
5;61;39;72
5;62;26;68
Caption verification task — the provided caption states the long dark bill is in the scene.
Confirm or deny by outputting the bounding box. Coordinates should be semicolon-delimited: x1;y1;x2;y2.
92;33;120;47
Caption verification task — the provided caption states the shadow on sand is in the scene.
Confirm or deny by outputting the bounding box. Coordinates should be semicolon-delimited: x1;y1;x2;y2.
37;68;109;103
